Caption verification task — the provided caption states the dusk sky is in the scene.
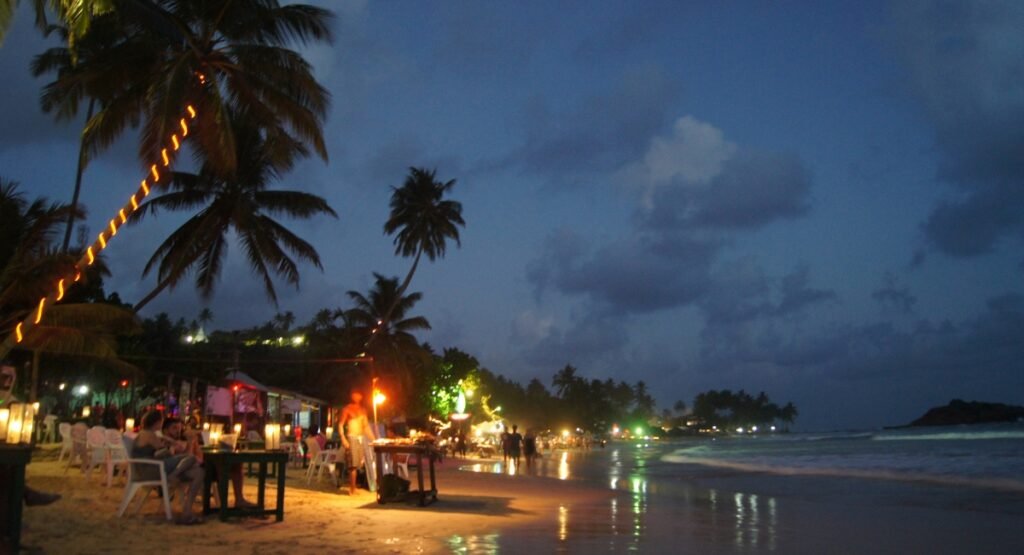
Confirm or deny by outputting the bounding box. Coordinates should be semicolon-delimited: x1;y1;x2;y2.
2;1;1023;430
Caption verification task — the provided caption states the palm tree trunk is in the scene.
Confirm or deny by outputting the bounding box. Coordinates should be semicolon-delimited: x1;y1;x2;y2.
62;99;95;252
133;274;175;313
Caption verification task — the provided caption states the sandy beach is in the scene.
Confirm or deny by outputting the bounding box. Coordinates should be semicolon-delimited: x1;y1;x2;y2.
17;442;1024;554
18;446;612;554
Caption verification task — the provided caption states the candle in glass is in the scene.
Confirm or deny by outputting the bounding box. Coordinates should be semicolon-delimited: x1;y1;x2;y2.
82;406;91;418
22;404;35;442
325;426;333;440
125;417;135;432
0;407;9;441
6;403;24;444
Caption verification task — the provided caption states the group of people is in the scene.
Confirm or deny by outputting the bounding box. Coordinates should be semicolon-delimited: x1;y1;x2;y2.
501;425;538;471
131;410;259;525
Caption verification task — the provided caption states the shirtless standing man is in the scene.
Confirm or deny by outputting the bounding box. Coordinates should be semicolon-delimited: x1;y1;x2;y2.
340;390;377;494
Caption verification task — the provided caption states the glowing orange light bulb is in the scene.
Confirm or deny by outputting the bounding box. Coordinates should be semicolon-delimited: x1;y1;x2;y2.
187;105;197;118
150;165;160;182
171;135;180;150
161;148;170;166
97;232;106;249
141;180;150;196
15;322;23;343
119;209;127;224
57;279;65;301
74;271;82;282
35;297;46;324
131;194;139;209
109;220;117;236
180;119;189;137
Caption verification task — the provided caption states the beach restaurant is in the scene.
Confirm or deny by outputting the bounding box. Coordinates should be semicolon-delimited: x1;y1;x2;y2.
205;370;327;431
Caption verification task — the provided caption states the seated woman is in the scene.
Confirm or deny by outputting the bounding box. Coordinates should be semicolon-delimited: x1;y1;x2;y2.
132;411;204;525
162;418;255;509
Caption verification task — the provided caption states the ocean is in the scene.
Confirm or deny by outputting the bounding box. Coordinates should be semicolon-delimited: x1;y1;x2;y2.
458;423;1024;553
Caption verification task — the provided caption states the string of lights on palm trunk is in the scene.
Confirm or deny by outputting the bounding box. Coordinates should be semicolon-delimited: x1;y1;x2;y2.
0;104;199;360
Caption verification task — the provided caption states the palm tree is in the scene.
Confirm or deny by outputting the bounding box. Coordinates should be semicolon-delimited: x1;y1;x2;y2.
35;0;333;178
552;364;579;398
0;179;139;399
1;0;115;47
375;167;464;343
197;307;213;328
345;273;432;405
128;112;336;312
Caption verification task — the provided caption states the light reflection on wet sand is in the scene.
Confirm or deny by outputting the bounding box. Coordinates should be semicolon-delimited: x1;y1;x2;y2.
455;446;781;553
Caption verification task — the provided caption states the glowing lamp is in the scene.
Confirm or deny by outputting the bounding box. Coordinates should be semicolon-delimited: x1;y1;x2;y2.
284;424;291;436
125;418;135;432
82;406;91;418
58;383;66;391
5;403;34;444
634;426;643;436
233;423;242;434
0;408;9;441
264;424;281;450
203;422;211;431
120;380;129;387
325;426;333;438
562;429;569;438
373;391;386;406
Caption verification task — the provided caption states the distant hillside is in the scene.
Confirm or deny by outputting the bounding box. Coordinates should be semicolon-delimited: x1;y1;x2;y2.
909;399;1024;427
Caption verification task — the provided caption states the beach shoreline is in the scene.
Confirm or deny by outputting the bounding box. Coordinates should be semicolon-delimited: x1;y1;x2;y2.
18;443;1024;554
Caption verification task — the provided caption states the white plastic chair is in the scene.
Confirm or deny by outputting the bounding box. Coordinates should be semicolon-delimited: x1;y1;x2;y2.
42;414;58;444
116;435;173;521
83;426;108;479
57;422;73;462
304;437;338;484
64;423;89;473
104;429;129;487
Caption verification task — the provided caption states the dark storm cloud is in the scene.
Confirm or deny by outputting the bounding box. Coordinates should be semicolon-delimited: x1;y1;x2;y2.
697;262;836;327
510;65;680;185
526;228;716;314
639;150;811;232
888;0;1024;257
515;310;629;370
697;290;1024;404
526;116;816;319
871;273;917;314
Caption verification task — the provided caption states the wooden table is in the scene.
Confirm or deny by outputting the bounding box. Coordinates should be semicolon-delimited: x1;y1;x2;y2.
0;445;32;552
372;443;438;506
202;450;288;521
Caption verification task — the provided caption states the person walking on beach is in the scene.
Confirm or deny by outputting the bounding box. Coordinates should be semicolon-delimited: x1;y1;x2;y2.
501;428;510;463
340;390;377;495
509;425;523;470
523;429;537;471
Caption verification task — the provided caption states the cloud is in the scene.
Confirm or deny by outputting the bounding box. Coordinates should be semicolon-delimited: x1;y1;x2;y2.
872;273;917;314
637;148;811;232
510;65;680;186
526;228;716;314
887;0;1024;256
514;309;630;370
526;115;816;323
